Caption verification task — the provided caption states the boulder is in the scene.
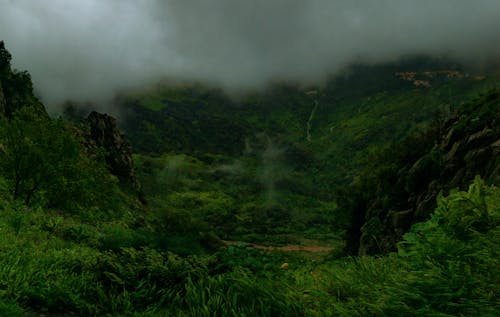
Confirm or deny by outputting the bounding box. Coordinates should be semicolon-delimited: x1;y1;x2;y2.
87;111;137;187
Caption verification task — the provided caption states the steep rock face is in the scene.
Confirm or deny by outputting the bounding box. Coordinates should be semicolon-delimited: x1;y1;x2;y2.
86;111;137;187
355;90;500;255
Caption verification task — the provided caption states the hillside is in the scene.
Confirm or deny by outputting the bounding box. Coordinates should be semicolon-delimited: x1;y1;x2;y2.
1;41;499;316
106;57;499;246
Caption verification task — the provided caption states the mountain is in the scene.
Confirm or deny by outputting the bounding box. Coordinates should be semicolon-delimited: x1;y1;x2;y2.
100;56;500;246
1;41;499;316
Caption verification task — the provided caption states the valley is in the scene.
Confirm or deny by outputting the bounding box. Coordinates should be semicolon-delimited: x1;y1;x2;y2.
1;40;499;316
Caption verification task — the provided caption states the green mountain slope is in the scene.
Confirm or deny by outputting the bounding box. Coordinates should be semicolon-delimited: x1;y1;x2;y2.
113;57;500;245
1;40;499;316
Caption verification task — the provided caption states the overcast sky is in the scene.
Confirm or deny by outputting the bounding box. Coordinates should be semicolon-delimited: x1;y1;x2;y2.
1;0;500;109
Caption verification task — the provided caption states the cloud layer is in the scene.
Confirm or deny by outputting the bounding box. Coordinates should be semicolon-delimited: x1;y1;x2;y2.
1;0;499;108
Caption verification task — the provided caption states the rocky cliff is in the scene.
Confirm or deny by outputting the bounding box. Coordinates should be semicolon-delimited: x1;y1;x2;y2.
86;111;138;188
347;90;500;255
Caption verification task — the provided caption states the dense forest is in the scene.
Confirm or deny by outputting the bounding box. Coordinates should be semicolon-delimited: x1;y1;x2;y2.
1;40;499;316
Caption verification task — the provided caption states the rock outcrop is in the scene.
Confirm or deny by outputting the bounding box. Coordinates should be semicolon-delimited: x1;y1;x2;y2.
354;90;500;255
86;111;138;187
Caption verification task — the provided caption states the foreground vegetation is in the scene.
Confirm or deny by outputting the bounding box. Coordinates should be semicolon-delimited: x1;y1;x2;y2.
0;177;497;316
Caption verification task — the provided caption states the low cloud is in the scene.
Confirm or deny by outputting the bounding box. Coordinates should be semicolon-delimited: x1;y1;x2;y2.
1;0;499;109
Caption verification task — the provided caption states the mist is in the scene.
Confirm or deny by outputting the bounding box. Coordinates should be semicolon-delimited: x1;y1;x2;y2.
1;0;500;109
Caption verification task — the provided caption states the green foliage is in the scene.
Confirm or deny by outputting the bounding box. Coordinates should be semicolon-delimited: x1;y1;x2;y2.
313;178;499;316
134;151;338;244
0;107;72;205
214;244;287;274
0;106;126;216
396;177;499;315
98;222;150;251
339;88;499;253
120;86;250;155
314;255;415;316
0;202;304;316
1;43;499;316
0;299;24;317
0;42;12;70
122;61;499;247
169;267;303;317
0;42;45;117
1;146;498;316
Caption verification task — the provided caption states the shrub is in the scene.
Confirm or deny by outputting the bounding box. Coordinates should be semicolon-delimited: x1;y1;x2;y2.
321;177;499;316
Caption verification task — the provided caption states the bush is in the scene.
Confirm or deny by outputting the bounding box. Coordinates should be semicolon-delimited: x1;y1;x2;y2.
397;177;499;315
324;177;499;316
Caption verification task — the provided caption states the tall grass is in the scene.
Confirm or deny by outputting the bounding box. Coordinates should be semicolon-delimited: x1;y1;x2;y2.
0;177;497;316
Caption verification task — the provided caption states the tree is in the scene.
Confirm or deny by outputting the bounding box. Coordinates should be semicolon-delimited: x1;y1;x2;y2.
0;107;78;204
0;41;46;118
0;106;121;213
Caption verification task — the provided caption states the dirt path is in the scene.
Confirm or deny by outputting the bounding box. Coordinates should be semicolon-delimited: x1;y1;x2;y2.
222;240;334;252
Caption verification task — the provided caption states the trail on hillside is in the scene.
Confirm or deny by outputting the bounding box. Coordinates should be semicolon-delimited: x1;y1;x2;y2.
222;240;334;252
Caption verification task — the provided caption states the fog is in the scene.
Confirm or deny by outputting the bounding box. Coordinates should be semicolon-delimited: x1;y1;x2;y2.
1;0;499;109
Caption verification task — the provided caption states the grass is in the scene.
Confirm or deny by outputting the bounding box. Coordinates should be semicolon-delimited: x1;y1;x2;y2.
0;179;498;316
